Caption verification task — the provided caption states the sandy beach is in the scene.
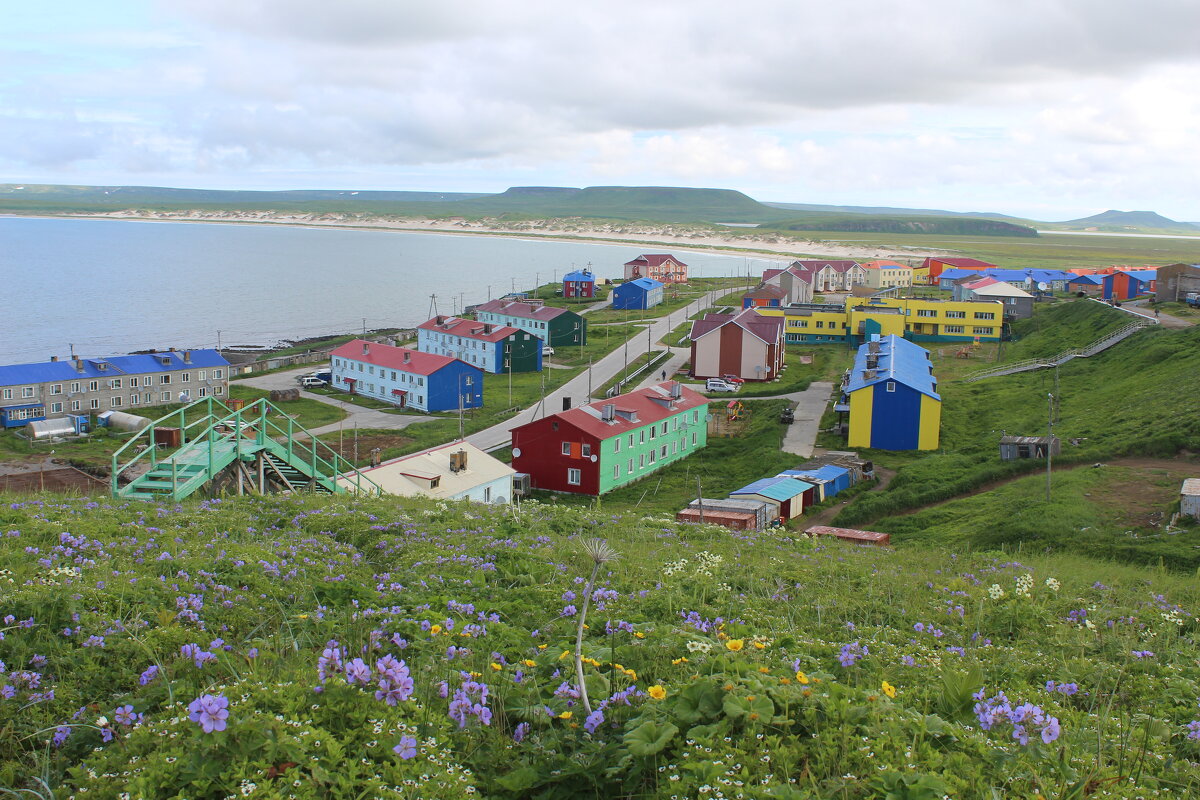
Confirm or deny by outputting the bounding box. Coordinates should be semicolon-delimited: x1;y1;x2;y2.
71;209;954;262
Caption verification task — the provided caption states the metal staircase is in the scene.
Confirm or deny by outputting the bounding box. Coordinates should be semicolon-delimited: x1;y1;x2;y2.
960;317;1156;383
111;397;382;501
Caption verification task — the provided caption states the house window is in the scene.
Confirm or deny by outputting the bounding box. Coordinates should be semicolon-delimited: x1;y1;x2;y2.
109;379;122;389
198;370;206;381
567;468;582;485
886;381;896;392
50;384;62;395
582;444;592;457
613;465;619;479
484;486;492;503
692;432;697;446
562;442;571;455
945;310;966;319
88;380;99;392
945;325;965;334
661;445;668;459
692;410;699;422
111;396;122;408
70;382;80;394
181;373;190;383
464;376;473;386
640;430;646;444
639;454;645;468
614;438;621;453
973;327;992;335
917;309;937;317
160;375;171;384
815;320;824;328
648;450;657;464
627;459;634;474
215;386;224;396
0;389;9;400
129;395;139;406
50;402;62;413
974;312;995;319
130;377;139;388
628;434;634;447
90;399;100;409
649;427;656;440
71;400;80;411
22;386;34;398
198;387;207;397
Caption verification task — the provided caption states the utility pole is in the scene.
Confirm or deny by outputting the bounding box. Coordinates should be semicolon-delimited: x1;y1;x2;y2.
458;376;465;440
362;318;367;336
1046;392;1053;503
487;285;492;302
508;348;513;406
587;358;593;404
217;331;222;351
354;422;359;465
696;478;704;524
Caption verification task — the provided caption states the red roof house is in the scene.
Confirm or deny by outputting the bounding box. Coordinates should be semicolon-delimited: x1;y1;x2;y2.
624;254;689;283
689;308;786;381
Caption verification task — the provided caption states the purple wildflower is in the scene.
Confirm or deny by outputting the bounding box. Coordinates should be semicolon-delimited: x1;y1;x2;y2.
52;726;71;747
114;704;142;726
187;694;230;734
837;641;868;667
345;657;372;686
513;721;531;743
393;735;418;760
139;665;159;685
584;709;605;734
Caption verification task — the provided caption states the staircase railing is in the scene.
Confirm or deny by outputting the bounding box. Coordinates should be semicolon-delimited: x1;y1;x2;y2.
111;397;383;498
960;317;1155;383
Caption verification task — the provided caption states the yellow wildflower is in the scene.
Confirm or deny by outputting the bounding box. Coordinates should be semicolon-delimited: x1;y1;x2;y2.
559;650;571;661
672;657;688;665
648;685;667;700
459;631;472;638
537;643;548;650
753;641;766;650
780;678;792;685
795;671;809;684
490;662;503;671
881;681;896;699
429;625;442;636
558;711;572;719
758;666;770;674
296;614;309;620
725;639;744;652
469;671;482;678
633;631;646;639
523;659;537;668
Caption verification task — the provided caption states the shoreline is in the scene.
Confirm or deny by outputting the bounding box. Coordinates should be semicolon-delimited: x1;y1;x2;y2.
3;209;951;262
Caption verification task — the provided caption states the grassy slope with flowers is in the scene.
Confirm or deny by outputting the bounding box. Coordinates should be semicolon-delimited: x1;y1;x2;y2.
3;493;1200;799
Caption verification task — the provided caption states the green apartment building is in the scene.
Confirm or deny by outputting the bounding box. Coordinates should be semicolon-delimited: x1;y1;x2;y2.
511;382;709;495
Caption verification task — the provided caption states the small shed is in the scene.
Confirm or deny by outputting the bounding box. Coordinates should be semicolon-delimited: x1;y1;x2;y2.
730;476;815;521
0;403;46;429
1181;479;1200;519
683;498;772;530
804;525;891;547
999;435;1060;461
779;464;851;500
676;507;758;531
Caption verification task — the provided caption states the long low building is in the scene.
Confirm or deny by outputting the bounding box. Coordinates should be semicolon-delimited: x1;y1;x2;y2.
753;295;1004;345
338;441;515;503
330;339;483;413
0;349;230;428
416;315;543;374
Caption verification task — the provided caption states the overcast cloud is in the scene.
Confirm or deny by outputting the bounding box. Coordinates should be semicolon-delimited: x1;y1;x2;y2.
3;0;1200;219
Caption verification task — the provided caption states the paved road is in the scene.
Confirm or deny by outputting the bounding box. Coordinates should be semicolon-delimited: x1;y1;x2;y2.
465;288;727;451
235;367;436;436
1125;299;1194;329
780;381;834;458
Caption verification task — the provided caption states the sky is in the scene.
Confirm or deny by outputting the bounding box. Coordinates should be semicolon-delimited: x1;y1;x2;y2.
4;0;1200;221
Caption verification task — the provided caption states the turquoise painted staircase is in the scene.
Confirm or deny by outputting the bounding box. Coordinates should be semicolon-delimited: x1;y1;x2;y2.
111;397;381;501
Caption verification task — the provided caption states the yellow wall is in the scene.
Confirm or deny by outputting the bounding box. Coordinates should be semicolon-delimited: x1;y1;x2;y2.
860;298;1003;340
846;307;906;338
847;386;874;448
918;395;941;450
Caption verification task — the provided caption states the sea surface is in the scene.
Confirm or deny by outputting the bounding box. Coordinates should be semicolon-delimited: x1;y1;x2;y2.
0;216;770;364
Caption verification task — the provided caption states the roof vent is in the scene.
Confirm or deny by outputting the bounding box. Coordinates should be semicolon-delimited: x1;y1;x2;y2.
602;403;615;421
402;350;411;364
436;315;445;324
449;449;468;473
362;342;370;356
865;356;878;370
863;369;877;380
670;381;682;400
868;341;880;354
50;355;58;362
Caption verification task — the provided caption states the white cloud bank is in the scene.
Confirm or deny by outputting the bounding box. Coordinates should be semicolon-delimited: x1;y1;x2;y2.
3;0;1200;218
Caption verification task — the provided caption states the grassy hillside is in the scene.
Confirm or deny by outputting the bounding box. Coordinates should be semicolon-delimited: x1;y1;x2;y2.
760;214;1038;237
3;491;1200;798
833;301;1200;545
1048;210;1200;234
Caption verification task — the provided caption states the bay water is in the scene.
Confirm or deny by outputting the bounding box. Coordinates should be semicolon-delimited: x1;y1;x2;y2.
0;216;767;364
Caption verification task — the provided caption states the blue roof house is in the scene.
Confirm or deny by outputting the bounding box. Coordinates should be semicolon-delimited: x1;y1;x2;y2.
562;269;596;300
612;278;665;310
844;335;941;451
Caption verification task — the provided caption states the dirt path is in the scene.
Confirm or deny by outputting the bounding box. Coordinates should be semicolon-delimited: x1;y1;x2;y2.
801;466;896;527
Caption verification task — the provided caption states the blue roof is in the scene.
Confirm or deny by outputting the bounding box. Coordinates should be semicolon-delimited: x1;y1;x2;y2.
844;335;940;400
563;270;595;283
620;278;664;291
984;268;1072;283
1068;274;1103;285
1125;270;1157;281
731;476;814;501
939;268;986;281
780;464;848;482
0;349;229;388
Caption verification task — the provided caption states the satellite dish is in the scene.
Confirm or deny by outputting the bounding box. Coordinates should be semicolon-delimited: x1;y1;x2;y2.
1037;282;1050;291
590;454;598;463
511;448;522;458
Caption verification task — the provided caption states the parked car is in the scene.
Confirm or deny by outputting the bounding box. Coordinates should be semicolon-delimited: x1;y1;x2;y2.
542;346;555;356
721;374;745;385
705;378;738;393
300;377;327;388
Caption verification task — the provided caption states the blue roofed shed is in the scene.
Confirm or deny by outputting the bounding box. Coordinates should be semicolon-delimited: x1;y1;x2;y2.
778;464;851;500
730;476;815;520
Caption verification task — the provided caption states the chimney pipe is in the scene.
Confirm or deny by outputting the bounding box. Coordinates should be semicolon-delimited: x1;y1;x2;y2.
169;346;176;352
602;403;615;421
402;351;411;364
74;357;84;373
50;355;58;362
362;342;370;356
183;350;191;364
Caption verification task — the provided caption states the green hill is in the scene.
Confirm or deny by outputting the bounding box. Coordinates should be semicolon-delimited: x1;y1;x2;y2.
834;301;1200;564
1050;209;1200;234
759;213;1038;237
3;490;1200;798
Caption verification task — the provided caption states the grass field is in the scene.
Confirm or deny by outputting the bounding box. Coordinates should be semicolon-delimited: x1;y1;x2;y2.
5;491;1200;797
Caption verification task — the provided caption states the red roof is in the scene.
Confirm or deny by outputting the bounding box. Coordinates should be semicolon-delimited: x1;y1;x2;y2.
924;257;996;269
331;339;468;376
689;308;785;344
789;259;861;273
625;254;688;268
744;284;788;299
473;299;571;321
517;382;708;441
961;277;1001;289
860;260;910;270
417;315;521;343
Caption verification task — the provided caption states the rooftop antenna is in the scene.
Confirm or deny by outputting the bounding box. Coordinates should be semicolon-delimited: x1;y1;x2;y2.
428;293;439;317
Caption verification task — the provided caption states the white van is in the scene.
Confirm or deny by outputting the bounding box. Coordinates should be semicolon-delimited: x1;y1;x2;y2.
300;377;326;388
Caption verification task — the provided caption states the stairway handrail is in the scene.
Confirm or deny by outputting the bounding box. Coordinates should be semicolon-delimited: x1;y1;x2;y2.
961;316;1154;383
